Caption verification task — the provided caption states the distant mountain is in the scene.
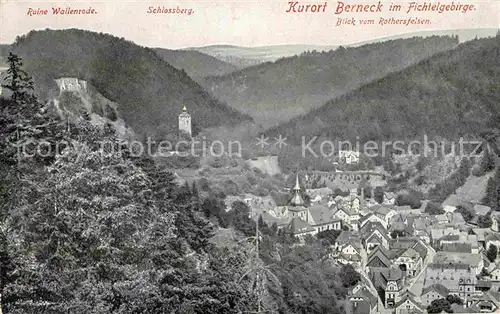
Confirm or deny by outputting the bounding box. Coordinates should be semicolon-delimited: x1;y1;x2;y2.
267;36;500;145
350;28;499;47
186;44;338;68
8;29;252;137
153;48;238;80
201;36;459;126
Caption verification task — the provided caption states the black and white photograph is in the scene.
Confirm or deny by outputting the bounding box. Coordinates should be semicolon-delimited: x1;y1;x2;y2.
0;1;499;313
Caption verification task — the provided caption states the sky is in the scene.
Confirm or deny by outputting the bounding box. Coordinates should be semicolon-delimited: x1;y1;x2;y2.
0;0;499;48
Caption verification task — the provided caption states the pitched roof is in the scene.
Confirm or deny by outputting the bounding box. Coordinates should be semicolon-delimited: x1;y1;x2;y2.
309;204;338;226
474;204;492;216
486;232;500;242
442;194;463;207
367;246;391;268
448;212;466;224
288;217;315;235
471;228;490;241
422;283;449;297
373;205;394;216
398;247;420;259
433;252;482;267
360;221;390;241
336;231;362;249
411;241;428;260
350;287;378;306
389;221;406;232
358;212;385;227
394;294;423;311
441;243;472;253
476;280;493;289
441;234;460;241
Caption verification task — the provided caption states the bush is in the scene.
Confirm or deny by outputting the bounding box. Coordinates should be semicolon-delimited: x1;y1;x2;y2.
223;180;239;195
229;159;238;167
425;202;444;215
255;187;269;197
198;177;210;192
210;157;225;168
395;190;422;209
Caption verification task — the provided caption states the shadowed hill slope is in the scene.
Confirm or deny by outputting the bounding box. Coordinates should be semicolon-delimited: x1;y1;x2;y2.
202;36;459;126
266;36;500;144
9;29;252;137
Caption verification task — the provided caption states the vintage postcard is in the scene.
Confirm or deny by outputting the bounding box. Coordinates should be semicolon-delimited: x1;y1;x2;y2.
0;0;499;313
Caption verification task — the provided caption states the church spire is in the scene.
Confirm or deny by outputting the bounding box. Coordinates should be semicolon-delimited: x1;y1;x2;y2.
290;172;304;206
293;172;301;191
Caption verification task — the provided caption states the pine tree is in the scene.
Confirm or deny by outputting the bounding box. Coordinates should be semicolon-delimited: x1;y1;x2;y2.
1;53;37;105
487;244;498;262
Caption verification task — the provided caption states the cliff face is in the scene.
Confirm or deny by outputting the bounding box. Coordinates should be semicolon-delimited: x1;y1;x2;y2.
52;77;135;140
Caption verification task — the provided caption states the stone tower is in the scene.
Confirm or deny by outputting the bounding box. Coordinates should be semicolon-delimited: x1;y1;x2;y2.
178;105;192;137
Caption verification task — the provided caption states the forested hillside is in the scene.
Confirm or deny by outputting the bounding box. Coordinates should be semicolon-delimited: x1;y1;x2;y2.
0;54;356;314
8;29;252;137
202;36;459;126
153;48;238;80
267;36;500;144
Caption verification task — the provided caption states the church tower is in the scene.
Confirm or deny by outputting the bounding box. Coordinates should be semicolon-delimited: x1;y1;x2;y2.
179;105;192;138
290;172;305;206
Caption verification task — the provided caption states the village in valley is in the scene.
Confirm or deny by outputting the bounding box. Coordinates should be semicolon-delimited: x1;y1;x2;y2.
168;102;500;314
257;156;500;313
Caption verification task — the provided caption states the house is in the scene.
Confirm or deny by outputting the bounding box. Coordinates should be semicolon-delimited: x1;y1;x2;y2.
338;253;362;267
442;194;471;213
435;214;449;225
424;263;477;297
466;291;500;312
333;204;360;230
490;264;500;281
335;231;363;256
474;204;492;217
471;228;490;248
430;226;461;246
373;205;397;226
347;285;378;314
421;283;449;307
394;291;424;314
439;233;480;254
348;196;362;214
433;252;484;275
360;221;390;253
366;246;392;268
383;192;396;205
413;229;431;244
447;212;467;225
365;233;390;254
334;206;351;223
309;203;342;232
358;212;387;230
384;268;405;308
392;247;423;277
